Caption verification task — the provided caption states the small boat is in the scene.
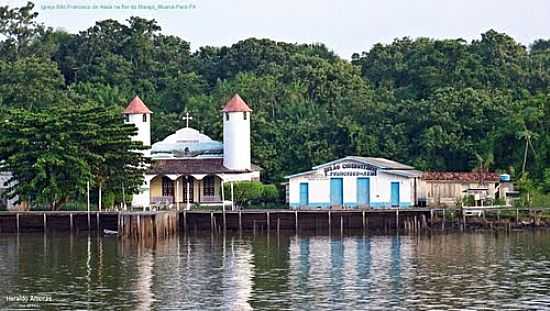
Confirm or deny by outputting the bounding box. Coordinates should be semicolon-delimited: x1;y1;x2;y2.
103;229;118;235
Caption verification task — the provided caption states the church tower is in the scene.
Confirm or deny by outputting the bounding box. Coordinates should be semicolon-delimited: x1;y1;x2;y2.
123;96;152;148
223;94;252;170
123;96;152;208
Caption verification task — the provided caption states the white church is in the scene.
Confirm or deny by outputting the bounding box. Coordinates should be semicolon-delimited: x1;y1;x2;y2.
123;94;261;209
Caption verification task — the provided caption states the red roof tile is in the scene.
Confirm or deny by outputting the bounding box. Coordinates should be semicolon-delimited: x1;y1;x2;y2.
422;171;500;182
222;94;252;112
123;96;153;114
149;158;261;175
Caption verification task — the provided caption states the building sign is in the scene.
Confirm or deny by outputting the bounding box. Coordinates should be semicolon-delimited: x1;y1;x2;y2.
323;162;377;177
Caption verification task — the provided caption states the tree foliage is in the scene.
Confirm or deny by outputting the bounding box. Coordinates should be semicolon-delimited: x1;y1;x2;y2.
0;105;147;210
0;2;549;195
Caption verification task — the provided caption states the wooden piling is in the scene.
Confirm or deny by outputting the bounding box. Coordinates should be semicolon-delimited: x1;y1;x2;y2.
210;211;214;232
96;212;100;232
223;210;226;232
43;213;47;233
70;213;74;232
277;217;280;235
239;210;242;232
516;208;519;224
266;212;270;232
442;209;446;231
395;209;399;233
362;210;366;232
340;213;343;236
183;211;187;233
295;210;299;232
16;213;20;234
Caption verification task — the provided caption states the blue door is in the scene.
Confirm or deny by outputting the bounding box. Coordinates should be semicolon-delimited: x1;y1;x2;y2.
357;178;370;207
330;178;344;206
391;182;400;207
299;183;309;206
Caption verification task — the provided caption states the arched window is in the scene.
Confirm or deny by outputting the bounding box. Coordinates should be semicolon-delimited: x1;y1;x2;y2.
162;177;174;197
225;113;229;121
243;112;247;120
143;114;147;122
203;176;215;196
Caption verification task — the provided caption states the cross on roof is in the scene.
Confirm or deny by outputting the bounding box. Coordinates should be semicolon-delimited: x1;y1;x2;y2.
182;111;193;128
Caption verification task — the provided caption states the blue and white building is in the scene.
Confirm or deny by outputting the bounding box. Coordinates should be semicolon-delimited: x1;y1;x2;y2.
286;156;422;209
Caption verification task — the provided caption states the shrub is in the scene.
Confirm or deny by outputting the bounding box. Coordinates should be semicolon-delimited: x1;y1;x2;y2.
261;184;279;203
224;181;264;208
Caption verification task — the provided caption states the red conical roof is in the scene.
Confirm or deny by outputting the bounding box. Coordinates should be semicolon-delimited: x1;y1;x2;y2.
123;96;153;114
222;94;253;112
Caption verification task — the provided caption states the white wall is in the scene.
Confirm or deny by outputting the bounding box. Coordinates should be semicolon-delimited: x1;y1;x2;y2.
288;169;415;208
223;112;251;170
126;113;151;147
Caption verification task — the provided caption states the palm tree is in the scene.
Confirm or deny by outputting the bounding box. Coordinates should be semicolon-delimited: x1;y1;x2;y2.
516;126;538;175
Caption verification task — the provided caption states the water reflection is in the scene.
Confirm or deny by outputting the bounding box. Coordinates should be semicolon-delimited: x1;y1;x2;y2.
1;232;550;310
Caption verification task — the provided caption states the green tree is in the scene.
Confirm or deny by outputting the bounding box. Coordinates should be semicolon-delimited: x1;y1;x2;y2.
0;104;146;210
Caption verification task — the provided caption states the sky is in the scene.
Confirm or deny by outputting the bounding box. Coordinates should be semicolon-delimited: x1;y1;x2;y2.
3;0;550;58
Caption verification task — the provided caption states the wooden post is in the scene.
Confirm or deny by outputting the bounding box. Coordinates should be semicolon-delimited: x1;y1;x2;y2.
340;213;343;236
43;213;47;233
16;213;20;234
70;213;74;232
210;211;214;232
442;209;445;231
462;211;466;231
395;209;399;233
223;209;226;232
137;215;141;239
96;212;100;232
295;210;298;233
277;217;280;235
328;210;332;229
239;210;242;232
183;211;187;233
516;208;519;224
362;210;366;232
266;212;270;232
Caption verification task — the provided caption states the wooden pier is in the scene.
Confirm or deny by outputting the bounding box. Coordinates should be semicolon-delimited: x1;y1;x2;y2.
0;211;178;239
0;208;547;238
180;209;432;234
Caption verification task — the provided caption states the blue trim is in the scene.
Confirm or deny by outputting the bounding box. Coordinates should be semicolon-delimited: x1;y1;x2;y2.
290;201;412;209
391;181;400;207
357;177;370;206
299;182;309;206
330;178;344;206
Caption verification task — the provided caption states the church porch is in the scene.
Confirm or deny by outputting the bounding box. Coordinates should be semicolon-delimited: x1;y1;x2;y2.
149;174;224;209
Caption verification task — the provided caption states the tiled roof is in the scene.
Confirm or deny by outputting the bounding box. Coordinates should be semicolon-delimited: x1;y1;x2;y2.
422;171;500;182
123;96;153;114
222;94;253;112
149;158;261;175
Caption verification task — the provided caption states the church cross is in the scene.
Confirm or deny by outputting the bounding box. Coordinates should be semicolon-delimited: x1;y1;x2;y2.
183;111;193;128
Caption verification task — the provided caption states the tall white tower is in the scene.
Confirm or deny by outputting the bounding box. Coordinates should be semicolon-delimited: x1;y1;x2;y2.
123;96;152;148
223;94;252;170
123;96;152;208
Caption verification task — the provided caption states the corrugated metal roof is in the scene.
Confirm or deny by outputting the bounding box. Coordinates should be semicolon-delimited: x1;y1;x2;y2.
422;171;500;182
311;156;414;170
287;156;420;179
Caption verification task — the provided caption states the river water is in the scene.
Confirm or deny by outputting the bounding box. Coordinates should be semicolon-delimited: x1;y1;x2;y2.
1;231;550;310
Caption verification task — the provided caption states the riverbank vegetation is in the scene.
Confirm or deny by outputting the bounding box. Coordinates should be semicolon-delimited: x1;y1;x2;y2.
0;2;548;209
